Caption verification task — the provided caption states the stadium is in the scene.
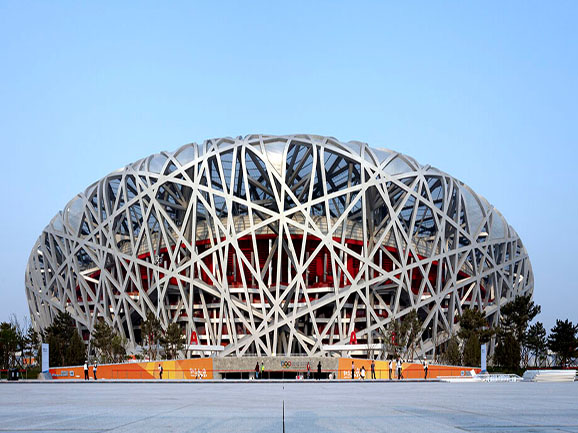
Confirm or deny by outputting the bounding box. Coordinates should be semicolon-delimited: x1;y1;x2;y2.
25;134;533;365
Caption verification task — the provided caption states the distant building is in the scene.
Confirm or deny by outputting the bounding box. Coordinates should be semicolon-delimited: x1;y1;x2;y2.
25;134;533;358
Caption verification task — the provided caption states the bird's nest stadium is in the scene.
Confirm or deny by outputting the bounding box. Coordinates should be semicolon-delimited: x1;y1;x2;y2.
25;134;533;359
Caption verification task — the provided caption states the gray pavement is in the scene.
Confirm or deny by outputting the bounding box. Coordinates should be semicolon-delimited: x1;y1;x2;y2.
0;381;577;432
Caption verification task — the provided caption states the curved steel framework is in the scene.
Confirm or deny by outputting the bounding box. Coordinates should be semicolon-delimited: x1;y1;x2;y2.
25;134;533;357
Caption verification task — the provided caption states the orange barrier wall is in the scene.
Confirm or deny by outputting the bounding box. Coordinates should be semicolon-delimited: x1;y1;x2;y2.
49;358;213;380
337;358;481;379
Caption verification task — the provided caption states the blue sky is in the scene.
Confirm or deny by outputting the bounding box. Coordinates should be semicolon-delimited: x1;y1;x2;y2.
1;1;576;332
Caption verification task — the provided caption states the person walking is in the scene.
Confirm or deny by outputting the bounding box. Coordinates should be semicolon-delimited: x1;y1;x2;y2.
388;359;393;380
255;361;259;379
93;362;98;380
260;361;265;380
317;361;322;380
306;362;311;379
83;361;89;381
371;359;376;379
396;358;402;380
158;363;163;380
351;361;355;380
423;359;429;380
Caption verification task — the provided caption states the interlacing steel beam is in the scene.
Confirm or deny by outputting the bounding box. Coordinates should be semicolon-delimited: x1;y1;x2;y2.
25;134;533;358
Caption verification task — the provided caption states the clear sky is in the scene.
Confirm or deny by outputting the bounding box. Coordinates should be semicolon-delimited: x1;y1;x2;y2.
1;1;576;332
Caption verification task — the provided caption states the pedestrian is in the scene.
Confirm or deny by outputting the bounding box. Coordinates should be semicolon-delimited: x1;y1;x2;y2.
317;361;321;380
255;361;259;379
423;359;429;380
158;363;163;380
261;361;265;380
83;361;89;381
93;362;98;380
306;362;311;379
371;359;376;379
397;358;402;380
351;361;355;380
360;366;366;380
388;359;393;380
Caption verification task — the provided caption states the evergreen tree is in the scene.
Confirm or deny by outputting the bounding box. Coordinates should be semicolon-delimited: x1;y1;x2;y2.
500;295;541;342
90;319;128;363
141;312;163;360
111;334;127;363
457;308;493;367
499;295;541;367
43;311;86;367
0;322;20;369
384;309;423;359
440;335;461;366
25;325;40;367
404;310;423;360
494;332;521;371
163;322;183;360
548;319;578;367
91;319;115;363
526;322;547;367
462;334;481;367
67;331;87;366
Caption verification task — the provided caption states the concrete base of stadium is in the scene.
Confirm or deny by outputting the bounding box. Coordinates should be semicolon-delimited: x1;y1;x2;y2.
213;356;336;379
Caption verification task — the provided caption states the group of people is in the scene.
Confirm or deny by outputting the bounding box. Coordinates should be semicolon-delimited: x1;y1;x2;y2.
83;361;97;380
254;361;265;379
349;358;429;380
350;360;376;380
305;361;323;379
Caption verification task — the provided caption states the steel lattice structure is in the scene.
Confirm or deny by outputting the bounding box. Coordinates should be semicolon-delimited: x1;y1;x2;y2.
25;134;533;357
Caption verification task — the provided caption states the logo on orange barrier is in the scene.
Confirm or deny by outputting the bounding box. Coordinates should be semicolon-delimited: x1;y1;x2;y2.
189;368;207;379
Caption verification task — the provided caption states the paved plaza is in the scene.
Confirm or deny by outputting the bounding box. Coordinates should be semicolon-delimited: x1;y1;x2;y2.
0;381;577;432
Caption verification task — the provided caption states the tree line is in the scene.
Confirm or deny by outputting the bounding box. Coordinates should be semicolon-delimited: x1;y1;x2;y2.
1;297;576;371
371;294;576;372
0;311;186;370
439;295;578;372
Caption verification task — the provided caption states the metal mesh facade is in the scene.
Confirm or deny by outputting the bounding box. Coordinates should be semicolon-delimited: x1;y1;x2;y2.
25;134;533;357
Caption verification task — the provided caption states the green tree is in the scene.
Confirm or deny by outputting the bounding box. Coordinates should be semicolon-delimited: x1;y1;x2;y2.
462;334;481;367
0;322;20;369
163;322;183;360
384;319;405;359
25;324;40;367
91;319;115;363
458;309;494;343
440;335;461;366
404;310;423;360
384;310;423;359
457;308;493;367
141;312;163;360
67;331;87;366
494;332;521;371
526;322;547;367
498;295;541;367
43;311;86;367
548;319;578;367
91;319;128;363
110;334;127;363
500;295;541;342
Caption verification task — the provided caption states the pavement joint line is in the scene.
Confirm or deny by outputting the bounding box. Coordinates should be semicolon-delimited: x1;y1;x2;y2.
100;401;196;433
